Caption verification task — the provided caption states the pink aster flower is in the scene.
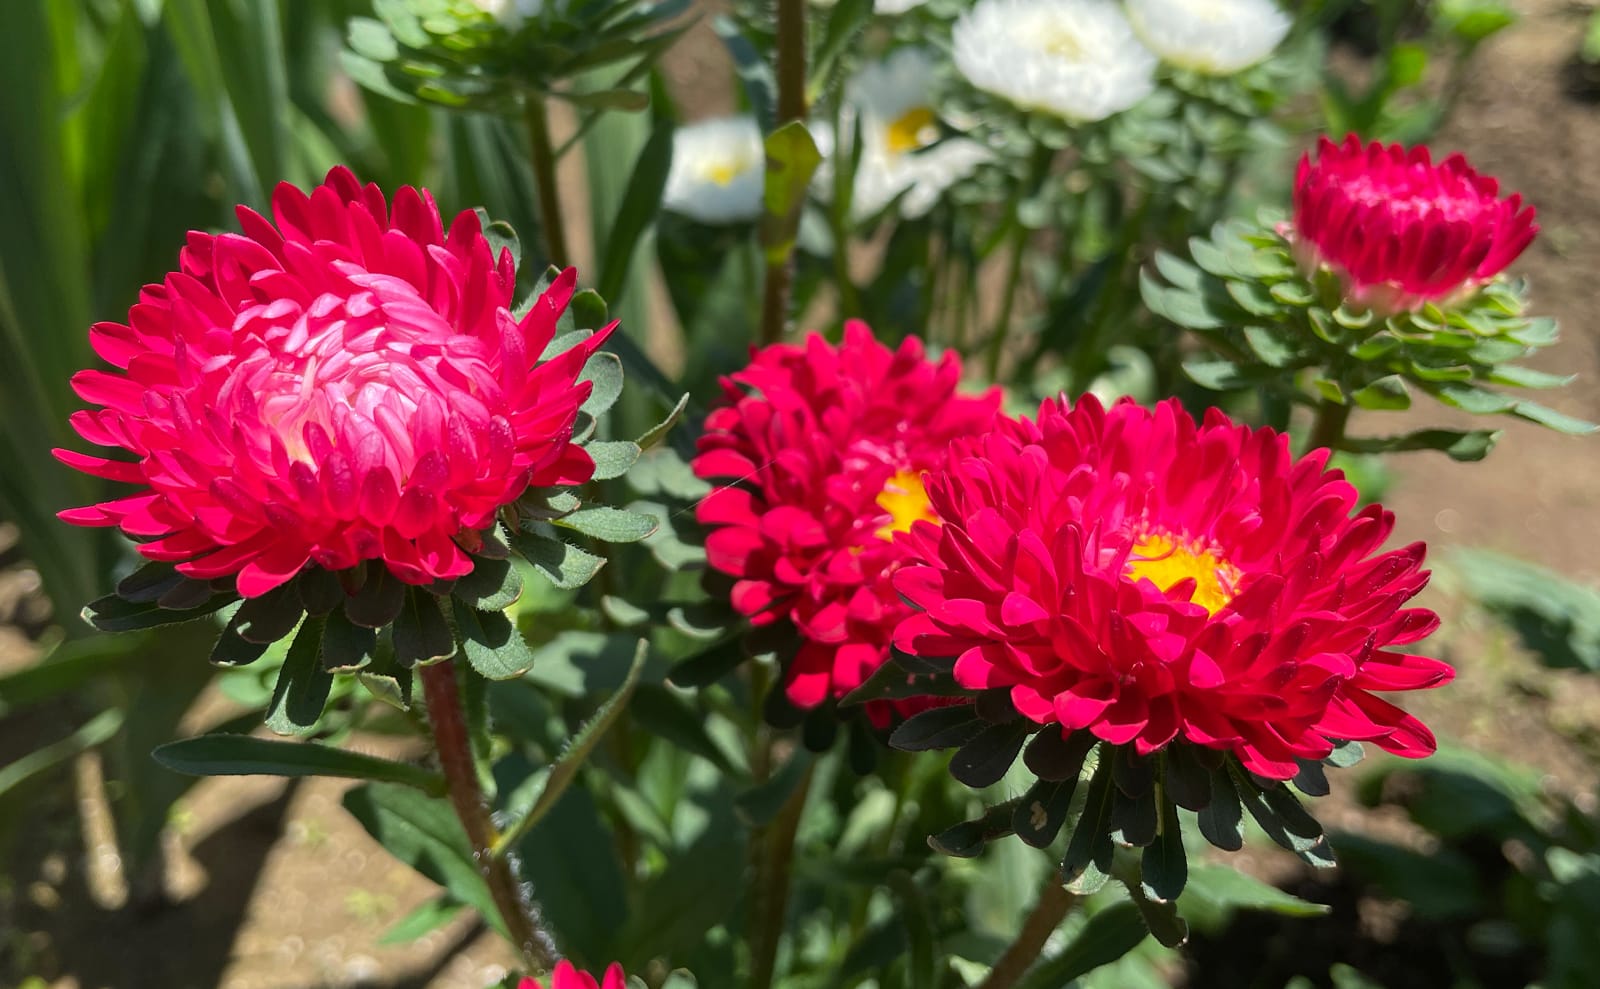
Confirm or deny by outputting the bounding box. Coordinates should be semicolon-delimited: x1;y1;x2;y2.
693;322;1000;719
1291;134;1538;313
892;395;1453;780
57;167;607;598
517;961;626;989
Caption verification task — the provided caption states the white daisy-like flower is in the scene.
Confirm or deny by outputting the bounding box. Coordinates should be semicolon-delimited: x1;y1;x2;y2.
662;116;766;225
1125;0;1291;75
842;49;991;218
467;0;541;29
952;0;1157;122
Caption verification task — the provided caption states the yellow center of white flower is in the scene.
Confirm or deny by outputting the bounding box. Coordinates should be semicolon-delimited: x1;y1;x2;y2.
875;470;938;540
1125;531;1241;615
885;107;938;155
701;156;754;187
1040;26;1086;59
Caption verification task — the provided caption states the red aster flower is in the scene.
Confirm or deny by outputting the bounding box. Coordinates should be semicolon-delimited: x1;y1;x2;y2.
1291;134;1538;313
693;322;1000;719
892;395;1453;780
57;167;606;598
517;961;626;989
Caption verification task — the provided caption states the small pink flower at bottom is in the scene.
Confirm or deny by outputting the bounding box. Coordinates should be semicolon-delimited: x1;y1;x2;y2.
1290;133;1537;313
517;960;626;989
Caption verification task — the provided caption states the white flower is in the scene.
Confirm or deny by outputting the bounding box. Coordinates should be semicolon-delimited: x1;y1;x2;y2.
875;0;929;13
952;0;1157;122
1125;0;1291;75
841;49;991;218
662;116;766;225
467;0;541;29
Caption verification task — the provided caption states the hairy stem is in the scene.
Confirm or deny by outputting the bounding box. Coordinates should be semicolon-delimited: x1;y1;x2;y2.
523;95;571;269
420;662;555;970
977;882;1078;989
1304;398;1352;456
757;0;808;346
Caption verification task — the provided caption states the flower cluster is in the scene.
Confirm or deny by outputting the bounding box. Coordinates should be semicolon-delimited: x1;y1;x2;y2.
57;166;606;599
1292;134;1539;314
693;324;1000;722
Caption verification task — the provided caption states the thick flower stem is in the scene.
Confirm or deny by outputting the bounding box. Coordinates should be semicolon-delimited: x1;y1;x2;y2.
984;143;1052;381
749;763;813;989
420;661;555;971
1304;398;1352;457
977;882;1078;989
757;0;808;346
523;95;571;269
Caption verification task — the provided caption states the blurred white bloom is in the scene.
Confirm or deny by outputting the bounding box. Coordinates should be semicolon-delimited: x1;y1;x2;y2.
952;0;1157;122
1125;0;1291;74
468;0;541;29
663;116;766;225
843;49;991;218
875;0;929;12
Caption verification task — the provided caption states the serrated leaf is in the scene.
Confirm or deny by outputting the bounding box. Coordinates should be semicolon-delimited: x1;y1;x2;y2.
554;505;658;542
393;587;455;667
1062;759;1116;894
80;591;229;634
948;720;1032;788
493;640;647;853
454;605;536;680
888;704;985;752
450;555;523;611
345;564;405;628
153;734;443;793
321;606;376;672
511;527;606;589
1141;798;1187;902
1198;767;1244;851
265;616;330;736
928;798;1021;857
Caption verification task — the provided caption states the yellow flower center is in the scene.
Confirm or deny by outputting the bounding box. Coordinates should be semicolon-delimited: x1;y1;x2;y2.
1125;531;1242;616
1041;28;1085;59
885;107;938;155
702;159;745;187
875;470;938;540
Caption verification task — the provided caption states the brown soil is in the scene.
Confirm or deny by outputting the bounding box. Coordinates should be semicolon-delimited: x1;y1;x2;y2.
5;3;1600;988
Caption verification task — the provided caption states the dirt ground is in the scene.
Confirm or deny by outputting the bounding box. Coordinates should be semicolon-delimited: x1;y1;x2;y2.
4;2;1600;988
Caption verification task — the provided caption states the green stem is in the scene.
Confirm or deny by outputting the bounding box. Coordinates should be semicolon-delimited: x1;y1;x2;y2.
420;662;555;971
523;94;571;269
1304;398;1352;456
750;763;814;989
757;0;808;346
976;882;1078;989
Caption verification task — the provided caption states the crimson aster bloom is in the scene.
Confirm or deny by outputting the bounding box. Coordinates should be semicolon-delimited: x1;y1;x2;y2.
57;167;606;598
1291;134;1538;313
517;961;626;989
892;395;1452;780
693;323;1000;719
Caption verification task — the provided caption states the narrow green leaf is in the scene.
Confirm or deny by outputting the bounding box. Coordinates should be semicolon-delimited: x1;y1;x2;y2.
1342;428;1500;462
888;872;937;989
380;895;464;945
597;114;674;301
153;734;444;793
493;640;647;854
1014;901;1148;989
393;587;455;667
0;709;124;801
82;592;229;634
1141;798;1187;903
1181;864;1330;922
554;505;659;543
735;746;814;827
322;606;376;672
637;392;692;451
265;615;331;736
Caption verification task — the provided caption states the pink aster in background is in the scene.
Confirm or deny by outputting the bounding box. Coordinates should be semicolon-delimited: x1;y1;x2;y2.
57;167;607;597
516;961;626;989
1291;134;1538;314
693;322;1000;720
892;395;1453;779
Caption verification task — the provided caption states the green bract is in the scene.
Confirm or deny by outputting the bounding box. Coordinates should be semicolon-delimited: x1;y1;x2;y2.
1142;210;1596;460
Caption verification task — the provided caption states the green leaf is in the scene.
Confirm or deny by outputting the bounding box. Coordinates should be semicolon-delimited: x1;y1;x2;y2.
587;440;642;480
629;684;741;775
152;734;444;793
393;587;456;667
1141;798;1187;903
0;635;137;715
1352;375;1411;410
81;591;230;634
321;606;376;672
637;392;692;451
1509;400;1598;435
554;505;659;543
343;782;504;937
553;86;651;112
1180;864;1331;930
265;616;331;736
492;639;647;854
1449;547;1600;672
759;120;823;265
1062;758;1116;895
235;583;306;643
597;112;674;302
888;872;937;989
735;747;814;827
1342;428;1500;462
512;528;606;589
451;555;524;611
1014;901;1149;989
1126;874;1189;948
0;709;124;801
380;895;464;945
1198;767;1244;851
454;604;537;680
579;351;624;417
